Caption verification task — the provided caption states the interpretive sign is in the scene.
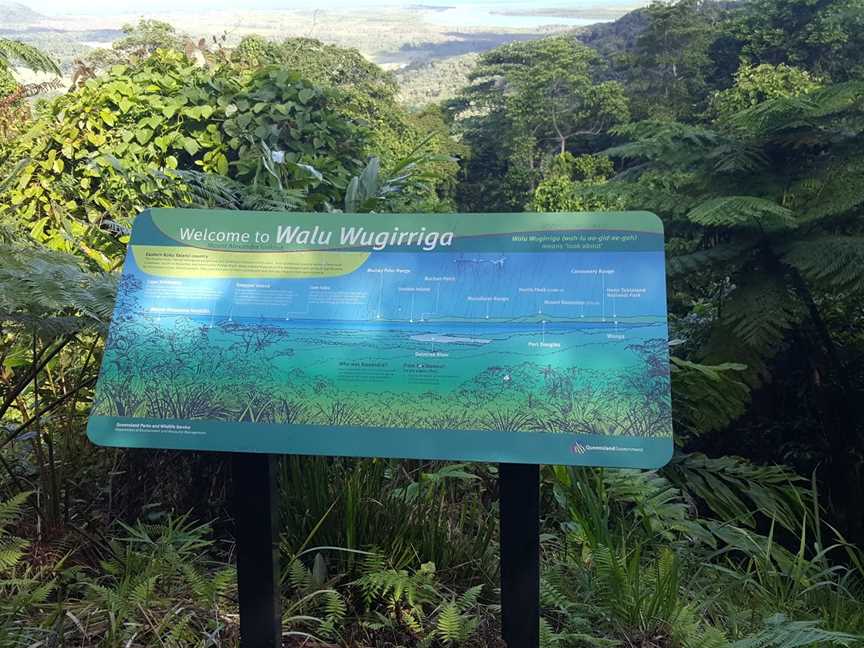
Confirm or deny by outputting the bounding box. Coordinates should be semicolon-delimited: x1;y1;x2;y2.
88;209;673;468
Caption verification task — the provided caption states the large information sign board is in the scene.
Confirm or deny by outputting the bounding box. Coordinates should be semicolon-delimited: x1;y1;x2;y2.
88;209;673;468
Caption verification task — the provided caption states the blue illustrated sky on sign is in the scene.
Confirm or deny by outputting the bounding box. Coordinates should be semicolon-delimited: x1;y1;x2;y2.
124;249;668;325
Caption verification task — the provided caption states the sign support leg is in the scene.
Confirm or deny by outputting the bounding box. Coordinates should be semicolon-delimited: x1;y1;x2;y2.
499;462;540;648
232;453;282;648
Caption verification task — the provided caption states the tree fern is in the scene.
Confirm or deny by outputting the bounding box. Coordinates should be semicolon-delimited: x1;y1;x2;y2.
699;324;774;387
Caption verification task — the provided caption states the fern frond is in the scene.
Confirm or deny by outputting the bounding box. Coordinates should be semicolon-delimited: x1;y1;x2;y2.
727;95;817;135
540;617;558;648
607;121;720;163
806;81;864;119
720;276;803;350
129;573;158;606
683;624;729;648
319;589;347;633
435;601;464;644
688;196;795;231
592;545;636;625
0;492;30;532
164;611;195;646
668;242;756;279
0;537;27;572
540;575;575;616
0;493;29;576
782;236;864;293
0;244;116;333
793;155;864;222
0;39;60;75
706;142;770;175
664;453;808;532
670;358;750;434
603;469;715;545
457;584;483;611
732;614;862;648
170;169;244;209
287;558;312;594
577;180;696;219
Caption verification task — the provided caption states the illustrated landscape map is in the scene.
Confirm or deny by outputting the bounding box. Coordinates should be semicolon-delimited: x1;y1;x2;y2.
88;209;673;468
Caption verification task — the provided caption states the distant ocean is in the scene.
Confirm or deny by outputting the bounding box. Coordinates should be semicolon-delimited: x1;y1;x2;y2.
30;0;644;28
415;3;626;29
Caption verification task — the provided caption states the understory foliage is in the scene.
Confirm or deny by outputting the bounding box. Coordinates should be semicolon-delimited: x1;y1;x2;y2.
2;2;864;647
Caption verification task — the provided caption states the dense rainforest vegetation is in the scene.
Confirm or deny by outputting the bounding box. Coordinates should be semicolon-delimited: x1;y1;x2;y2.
1;1;864;645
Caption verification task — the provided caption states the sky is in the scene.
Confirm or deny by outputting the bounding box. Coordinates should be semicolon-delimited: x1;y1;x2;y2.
21;0;642;16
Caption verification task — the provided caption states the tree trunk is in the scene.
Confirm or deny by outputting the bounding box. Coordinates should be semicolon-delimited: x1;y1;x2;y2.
788;266;864;546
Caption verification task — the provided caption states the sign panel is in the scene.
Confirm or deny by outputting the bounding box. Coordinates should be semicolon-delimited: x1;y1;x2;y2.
88;209;673;468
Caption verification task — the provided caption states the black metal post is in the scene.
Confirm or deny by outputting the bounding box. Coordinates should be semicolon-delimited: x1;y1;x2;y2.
232;453;282;648
499;462;540;648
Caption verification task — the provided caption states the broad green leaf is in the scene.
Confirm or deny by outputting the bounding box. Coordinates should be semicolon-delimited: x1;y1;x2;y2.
298;88;315;104
134;129;153;146
99;109;117;126
182;137;201;156
86;132;107;147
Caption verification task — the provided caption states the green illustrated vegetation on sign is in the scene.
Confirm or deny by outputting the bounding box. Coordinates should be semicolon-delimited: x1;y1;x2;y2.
87;209;673;468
